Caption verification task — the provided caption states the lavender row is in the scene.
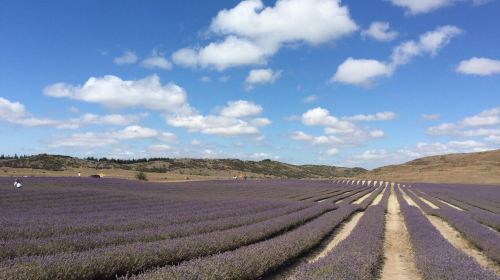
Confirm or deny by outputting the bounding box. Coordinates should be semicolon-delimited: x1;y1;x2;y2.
294;186;390;280
0;200;290;240
411;188;500;231
413;183;500;214
0;202;336;280
0;202;310;260
411;187;500;231
394;186;498;280
403;187;500;263
126;205;361;280
125;185;384;280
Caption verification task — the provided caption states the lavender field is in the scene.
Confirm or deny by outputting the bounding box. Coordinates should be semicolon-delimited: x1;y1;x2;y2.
0;177;499;280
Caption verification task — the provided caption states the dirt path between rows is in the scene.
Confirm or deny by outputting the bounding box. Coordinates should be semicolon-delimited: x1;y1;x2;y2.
380;187;422;280
308;212;363;263
401;188;500;276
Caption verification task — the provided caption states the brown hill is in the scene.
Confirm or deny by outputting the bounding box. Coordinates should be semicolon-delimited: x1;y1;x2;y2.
363;149;500;185
0;154;366;180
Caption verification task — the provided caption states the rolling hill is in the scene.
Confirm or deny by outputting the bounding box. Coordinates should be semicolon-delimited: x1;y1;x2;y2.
0;154;366;180
363;149;500;185
1;149;499;184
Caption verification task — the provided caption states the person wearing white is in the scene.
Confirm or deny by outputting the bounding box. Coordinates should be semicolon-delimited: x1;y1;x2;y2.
14;178;22;188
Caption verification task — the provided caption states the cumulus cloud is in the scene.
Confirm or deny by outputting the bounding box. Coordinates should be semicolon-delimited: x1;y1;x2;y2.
389;0;487;14
44;75;193;115
390;25;462;66
219;100;263;118
48;125;174;149
141;51;173;70
54;114;141;129
114;50;138;64
344;112;397;121
348;139;495;167
361;22;398;42
0;97;142;129
290;107;391;148
0;97;58;127
333;25;461;87
172;36;270;71
456;57;500;76
331;58;393;87
427;107;500;145
173;0;357;70
166;100;270;136
245;68;281;89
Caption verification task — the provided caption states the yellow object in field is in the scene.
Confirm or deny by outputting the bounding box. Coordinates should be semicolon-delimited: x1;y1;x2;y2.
98;173;106;177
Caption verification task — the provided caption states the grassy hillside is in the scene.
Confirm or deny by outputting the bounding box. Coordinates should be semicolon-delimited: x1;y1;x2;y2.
0;154;367;180
363;149;500;185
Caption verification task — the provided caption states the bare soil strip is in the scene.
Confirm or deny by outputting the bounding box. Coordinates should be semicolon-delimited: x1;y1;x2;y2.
370;187;386;206
264;210;366;280
307;212;364;263
407;189;439;209
433;196;465;211
401;188;500;276
380;187;422;280
352;190;375;205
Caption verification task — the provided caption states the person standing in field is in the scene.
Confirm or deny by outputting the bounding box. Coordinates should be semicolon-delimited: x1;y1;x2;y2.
14;178;23;188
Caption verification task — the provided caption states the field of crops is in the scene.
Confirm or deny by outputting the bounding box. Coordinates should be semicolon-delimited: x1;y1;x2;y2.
0;177;499;280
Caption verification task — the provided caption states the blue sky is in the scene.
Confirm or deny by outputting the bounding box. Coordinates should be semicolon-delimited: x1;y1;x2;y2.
0;0;499;168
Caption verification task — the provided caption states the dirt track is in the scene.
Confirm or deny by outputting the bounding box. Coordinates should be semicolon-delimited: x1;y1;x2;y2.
380;187;421;280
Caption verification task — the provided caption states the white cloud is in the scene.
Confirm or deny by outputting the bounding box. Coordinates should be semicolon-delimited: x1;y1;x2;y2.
290;107;390;147
0;97;147;129
49;132;119;148
348;139;494;167
290;131;314;142
344;111;397;121
325;148;339;156
219;100;263;118
361;22;398;42
166;100;270;137
333;25;461;87
172;36;270;71
303;95;318;104
389;0;486;14
48;125;172;149
422;114;441;120
331;58;393;87
173;0;357;70
158;132;177;143
109;125;159;139
462;107;500;127
427;122;458;135
141;51;172;70
56;113;146;129
250;152;276;160
245;68;281;89
427;107;500;145
353;149;389;161
114;50;138;64
0;97;59;126
391;25;461;66
211;0;358;46
44;75;193;115
456;57;500;76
